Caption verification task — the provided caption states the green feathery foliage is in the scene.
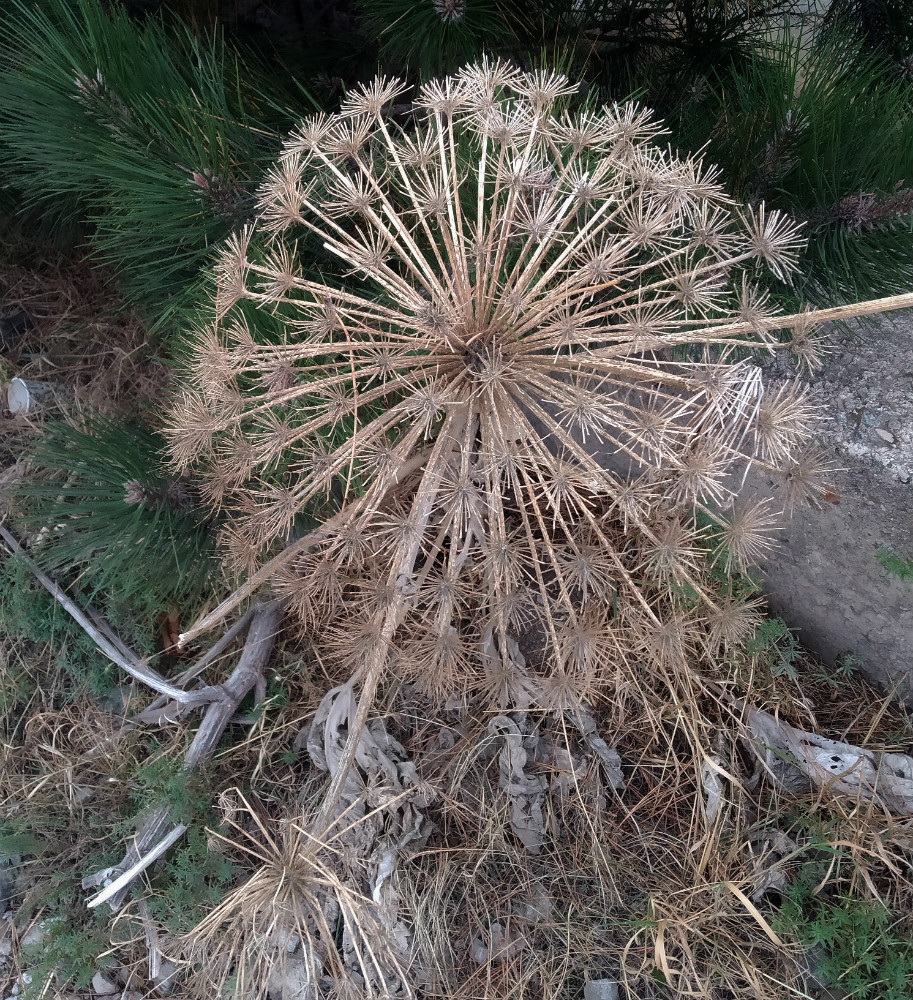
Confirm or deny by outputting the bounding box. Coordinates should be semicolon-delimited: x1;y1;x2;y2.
14;414;217;631
671;30;913;305
0;0;313;326
502;0;801;109
773;838;913;1000
0;555;116;701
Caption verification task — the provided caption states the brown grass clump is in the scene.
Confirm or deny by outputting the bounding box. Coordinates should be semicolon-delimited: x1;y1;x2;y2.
0;247;166;416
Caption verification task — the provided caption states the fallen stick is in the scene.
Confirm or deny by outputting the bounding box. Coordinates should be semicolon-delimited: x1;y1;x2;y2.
82;599;285;911
86;824;188;909
0;522;221;707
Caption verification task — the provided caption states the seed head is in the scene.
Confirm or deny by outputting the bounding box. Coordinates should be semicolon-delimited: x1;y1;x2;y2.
170;62;823;703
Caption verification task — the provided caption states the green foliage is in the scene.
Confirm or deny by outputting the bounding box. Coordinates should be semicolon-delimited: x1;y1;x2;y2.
504;0;798;108
822;0;913;75
128;755;213;826
358;0;511;77
671;30;913;305
0;833;54;859
814;651;863;685
146;827;236;933
773;845;913;1000
0;555;115;700
15;414;217;631
20;911;113;998
0;0;311;324
876;547;913;582
14;861;118;998
745;616;802;680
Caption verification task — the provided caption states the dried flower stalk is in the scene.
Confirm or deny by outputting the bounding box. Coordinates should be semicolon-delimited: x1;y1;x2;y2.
168;59;913;808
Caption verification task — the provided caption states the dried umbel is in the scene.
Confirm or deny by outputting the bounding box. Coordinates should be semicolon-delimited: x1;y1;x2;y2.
169;60;825;711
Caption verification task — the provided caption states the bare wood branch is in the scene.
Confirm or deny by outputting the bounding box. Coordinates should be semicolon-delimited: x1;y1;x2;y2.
774;290;913;327
83;599;285;911
130;607;257;725
0;522;221;706
86;824;188;909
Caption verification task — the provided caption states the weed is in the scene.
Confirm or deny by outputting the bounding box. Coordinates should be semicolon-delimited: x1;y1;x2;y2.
15;864;119;999
745;616;803;680
876;547;913;582
773;845;913;1000
128;756;214;827
0;555;114;705
146;827;236;934
815;651;863;685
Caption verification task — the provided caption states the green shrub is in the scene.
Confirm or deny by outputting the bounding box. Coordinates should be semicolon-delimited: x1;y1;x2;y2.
672;31;913;306
0;0;312;324
14;414;217;634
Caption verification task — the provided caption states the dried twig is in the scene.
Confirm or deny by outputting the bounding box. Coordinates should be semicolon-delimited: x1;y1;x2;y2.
82;599;284;910
0;521;220;706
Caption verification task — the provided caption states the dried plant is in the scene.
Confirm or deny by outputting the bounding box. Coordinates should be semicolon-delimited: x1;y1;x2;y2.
169;59;829;721
165;68;913;940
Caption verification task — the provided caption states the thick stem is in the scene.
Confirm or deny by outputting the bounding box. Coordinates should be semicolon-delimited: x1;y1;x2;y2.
312;409;466;830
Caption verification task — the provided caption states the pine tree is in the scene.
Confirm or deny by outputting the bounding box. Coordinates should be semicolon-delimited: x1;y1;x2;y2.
0;0;313;327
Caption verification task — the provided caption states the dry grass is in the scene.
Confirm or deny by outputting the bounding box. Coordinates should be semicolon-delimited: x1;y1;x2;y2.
0;246;167;419
170;667;913;1000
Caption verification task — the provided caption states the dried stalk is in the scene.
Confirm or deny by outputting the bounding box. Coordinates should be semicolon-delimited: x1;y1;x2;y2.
0;521;219;707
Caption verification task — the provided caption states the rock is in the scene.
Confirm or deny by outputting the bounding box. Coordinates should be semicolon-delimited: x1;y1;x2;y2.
801;943;833;990
747;312;913;702
91;972;119;995
583;980;619;1000
267;957;312;999
153;959;178;996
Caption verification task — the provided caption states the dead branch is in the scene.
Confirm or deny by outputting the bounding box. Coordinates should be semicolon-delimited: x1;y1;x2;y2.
0;521;222;707
82;598;285;911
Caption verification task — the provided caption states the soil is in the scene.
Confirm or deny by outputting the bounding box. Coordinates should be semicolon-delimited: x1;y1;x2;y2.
746;308;913;704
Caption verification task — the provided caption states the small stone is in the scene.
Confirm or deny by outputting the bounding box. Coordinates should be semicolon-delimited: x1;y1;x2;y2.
91;972;119;995
266;957;311;999
72;784;94;805
19;924;43;947
874;428;895;443
153;960;178;996
583;980;619;1000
